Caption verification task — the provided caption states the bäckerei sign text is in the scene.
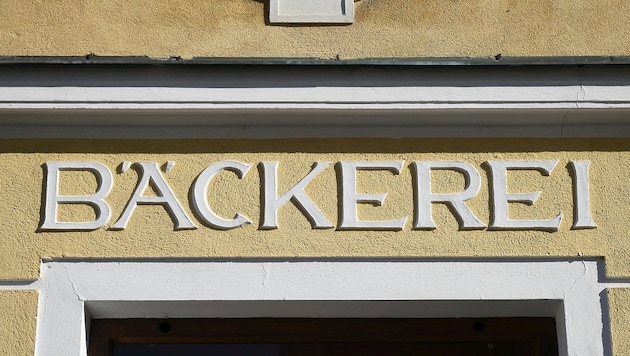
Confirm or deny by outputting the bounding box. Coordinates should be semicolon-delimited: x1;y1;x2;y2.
40;160;596;232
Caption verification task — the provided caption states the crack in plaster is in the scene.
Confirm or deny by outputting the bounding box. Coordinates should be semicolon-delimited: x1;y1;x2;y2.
262;264;270;287
563;255;588;300
560;69;586;138
62;264;83;301
577;66;587;105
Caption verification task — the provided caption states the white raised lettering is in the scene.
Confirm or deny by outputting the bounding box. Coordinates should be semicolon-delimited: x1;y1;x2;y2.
41;161;113;231
412;161;485;230
569;160;597;229
487;160;562;232
191;160;252;229
111;162;196;230
260;161;333;229
339;161;407;230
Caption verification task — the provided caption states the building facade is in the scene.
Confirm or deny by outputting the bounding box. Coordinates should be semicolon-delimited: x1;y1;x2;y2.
1;1;630;355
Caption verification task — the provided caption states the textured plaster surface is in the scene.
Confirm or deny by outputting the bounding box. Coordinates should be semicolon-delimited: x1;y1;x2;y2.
0;138;628;280
1;0;630;58
608;289;630;355
0;290;37;356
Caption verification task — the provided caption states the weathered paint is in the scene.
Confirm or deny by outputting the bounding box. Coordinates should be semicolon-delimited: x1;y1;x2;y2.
1;0;630;58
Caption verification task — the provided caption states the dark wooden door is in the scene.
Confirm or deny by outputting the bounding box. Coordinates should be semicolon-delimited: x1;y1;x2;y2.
90;318;558;356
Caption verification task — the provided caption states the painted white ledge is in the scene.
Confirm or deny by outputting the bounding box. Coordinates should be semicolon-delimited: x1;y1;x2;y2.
34;259;612;356
0;65;629;137
0;85;626;107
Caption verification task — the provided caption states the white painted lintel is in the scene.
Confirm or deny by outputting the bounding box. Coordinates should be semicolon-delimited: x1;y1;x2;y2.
34;259;613;356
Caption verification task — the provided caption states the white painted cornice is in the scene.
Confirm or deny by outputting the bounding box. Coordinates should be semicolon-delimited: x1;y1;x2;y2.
0;65;629;138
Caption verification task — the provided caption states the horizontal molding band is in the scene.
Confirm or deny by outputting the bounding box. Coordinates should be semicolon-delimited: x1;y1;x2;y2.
1;65;629;137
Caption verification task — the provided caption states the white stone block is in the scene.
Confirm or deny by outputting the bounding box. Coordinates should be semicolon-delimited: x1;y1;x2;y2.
269;0;353;24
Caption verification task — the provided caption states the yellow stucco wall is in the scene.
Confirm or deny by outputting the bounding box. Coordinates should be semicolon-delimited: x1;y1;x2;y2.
0;137;629;354
3;2;629;354
1;138;628;280
609;289;630;355
1;0;629;59
0;290;38;356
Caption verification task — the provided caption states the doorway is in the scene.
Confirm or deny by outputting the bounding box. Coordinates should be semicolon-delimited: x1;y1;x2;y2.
90;317;558;356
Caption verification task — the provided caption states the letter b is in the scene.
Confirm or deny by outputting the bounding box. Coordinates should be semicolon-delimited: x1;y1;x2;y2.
41;161;113;231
